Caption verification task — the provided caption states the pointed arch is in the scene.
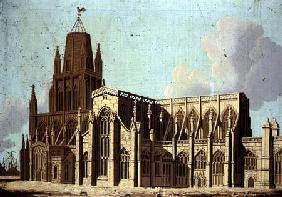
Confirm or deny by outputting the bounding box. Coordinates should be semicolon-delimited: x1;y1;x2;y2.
176;151;189;186
220;106;237;140
194;150;206;170
188;108;199;135
65;84;72;110
202;108;217;139
73;83;79;110
120;148;130;179
98;107;111;177
212;151;224;186
248;177;254;188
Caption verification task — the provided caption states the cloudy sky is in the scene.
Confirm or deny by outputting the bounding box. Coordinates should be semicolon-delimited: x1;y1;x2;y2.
1;0;282;162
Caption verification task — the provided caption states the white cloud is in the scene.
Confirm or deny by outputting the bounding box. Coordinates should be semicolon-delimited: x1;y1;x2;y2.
165;16;282;111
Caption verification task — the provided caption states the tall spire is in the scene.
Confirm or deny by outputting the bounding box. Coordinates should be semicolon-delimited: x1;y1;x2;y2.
95;43;103;77
54;46;61;74
29;84;37;115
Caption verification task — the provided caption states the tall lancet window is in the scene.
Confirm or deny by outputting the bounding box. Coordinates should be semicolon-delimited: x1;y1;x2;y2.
220;107;237;140
275;150;282;186
188;109;199;137
73;84;79;110
99;108;110;177
57;85;63;111
212;151;224;186
65;85;72;111
120;148;129;179
202;109;217;139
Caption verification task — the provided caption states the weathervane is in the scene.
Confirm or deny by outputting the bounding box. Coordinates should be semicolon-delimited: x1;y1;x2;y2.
77;6;86;17
72;7;87;32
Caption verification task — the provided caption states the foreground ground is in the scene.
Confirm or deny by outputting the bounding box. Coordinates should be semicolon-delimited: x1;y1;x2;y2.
1;180;282;196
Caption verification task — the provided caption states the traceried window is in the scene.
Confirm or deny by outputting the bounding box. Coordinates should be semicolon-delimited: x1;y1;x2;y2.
176;152;189;186
57;85;63;111
73;85;79;110
188;109;199;137
194;150;206;170
162;152;172;186
202;109;217;139
141;151;150;176
212;151;224;186
244;151;257;170
66;120;77;145
275;150;282;186
220;107;237;140
120;148;129;179
65;85;72;111
99;108;110;177
175;109;184;132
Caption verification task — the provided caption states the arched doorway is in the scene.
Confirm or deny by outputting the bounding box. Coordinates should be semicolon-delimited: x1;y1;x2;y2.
248;177;254;188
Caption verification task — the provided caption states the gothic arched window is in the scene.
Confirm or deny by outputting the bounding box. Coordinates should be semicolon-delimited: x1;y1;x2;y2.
176;152;189;186
176;109;184;132
244;151;257;170
195;150;206;170
66;120;77;145
120;148;130;179
73;84;79;110
57;85;63;111
202;109;217;139
99;108;110;177
65;85;72;111
162;152;173;186
188;109;199;136
275;150;282;186
212;151;224;186
220;107;237;140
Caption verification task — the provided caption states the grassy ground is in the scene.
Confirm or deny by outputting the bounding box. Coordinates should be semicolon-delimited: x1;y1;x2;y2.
1;181;282;196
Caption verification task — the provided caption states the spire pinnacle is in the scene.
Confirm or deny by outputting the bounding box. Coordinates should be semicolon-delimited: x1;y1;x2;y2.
31;84;36;100
55;46;60;57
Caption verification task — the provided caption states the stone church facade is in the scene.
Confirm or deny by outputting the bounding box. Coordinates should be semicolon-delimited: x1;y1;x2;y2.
20;16;282;189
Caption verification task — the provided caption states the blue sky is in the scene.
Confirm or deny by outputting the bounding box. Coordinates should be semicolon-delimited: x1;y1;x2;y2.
1;0;282;162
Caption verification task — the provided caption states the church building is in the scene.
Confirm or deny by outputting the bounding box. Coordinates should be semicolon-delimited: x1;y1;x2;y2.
20;14;282;189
